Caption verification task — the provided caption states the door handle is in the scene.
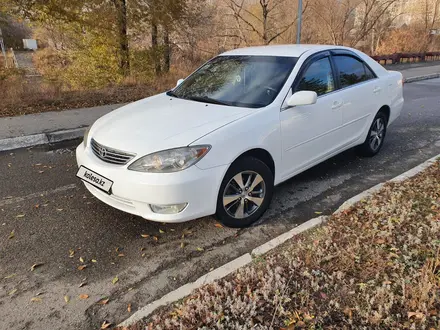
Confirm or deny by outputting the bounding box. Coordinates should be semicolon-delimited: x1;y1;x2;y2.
373;86;381;94
332;101;343;109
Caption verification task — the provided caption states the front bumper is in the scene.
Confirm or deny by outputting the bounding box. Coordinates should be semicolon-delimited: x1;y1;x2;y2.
76;143;227;223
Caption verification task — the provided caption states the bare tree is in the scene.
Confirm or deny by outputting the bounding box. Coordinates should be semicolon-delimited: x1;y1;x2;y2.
225;0;307;45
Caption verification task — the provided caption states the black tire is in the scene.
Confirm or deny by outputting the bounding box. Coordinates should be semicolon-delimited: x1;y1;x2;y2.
215;157;274;228
356;111;388;157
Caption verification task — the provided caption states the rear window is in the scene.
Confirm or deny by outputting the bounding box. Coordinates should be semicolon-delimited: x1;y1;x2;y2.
333;55;374;88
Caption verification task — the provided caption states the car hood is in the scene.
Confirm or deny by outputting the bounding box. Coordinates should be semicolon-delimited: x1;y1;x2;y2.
90;93;254;156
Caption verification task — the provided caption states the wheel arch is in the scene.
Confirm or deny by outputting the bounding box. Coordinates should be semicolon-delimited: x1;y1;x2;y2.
234;148;276;179
378;105;391;125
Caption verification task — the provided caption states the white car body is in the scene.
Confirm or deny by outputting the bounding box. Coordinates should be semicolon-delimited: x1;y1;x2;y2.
76;44;404;223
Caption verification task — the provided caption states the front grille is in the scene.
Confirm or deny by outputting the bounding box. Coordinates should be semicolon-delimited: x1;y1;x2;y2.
90;138;136;165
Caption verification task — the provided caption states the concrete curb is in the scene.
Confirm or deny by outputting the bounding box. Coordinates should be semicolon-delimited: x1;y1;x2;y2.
336;153;439;213
118;153;439;328
404;73;440;83
0;127;85;152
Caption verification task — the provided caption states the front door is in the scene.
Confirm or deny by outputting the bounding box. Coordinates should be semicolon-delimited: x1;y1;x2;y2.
280;54;344;180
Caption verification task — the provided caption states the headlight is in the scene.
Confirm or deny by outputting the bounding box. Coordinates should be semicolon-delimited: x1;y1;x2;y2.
128;146;211;173
83;126;91;148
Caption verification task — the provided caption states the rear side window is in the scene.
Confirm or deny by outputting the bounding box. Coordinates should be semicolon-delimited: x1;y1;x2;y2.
297;57;335;96
333;55;374;88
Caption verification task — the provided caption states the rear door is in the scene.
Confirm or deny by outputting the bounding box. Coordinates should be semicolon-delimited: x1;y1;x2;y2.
331;51;383;144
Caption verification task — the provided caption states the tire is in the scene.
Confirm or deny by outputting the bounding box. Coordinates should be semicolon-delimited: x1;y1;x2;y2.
215;157;274;228
356;111;388;157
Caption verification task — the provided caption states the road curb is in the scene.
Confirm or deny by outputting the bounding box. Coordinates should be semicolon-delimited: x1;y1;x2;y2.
0;127;85;152
118;153;439;328
404;73;440;83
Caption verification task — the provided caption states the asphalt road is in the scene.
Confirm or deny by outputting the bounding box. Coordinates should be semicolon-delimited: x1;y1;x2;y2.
1;79;440;330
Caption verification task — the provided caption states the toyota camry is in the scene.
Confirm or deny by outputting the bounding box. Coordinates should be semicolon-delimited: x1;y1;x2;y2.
76;45;404;228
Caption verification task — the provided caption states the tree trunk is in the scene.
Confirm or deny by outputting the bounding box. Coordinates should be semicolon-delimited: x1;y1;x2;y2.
163;27;170;73
261;2;269;44
151;20;161;75
113;0;130;76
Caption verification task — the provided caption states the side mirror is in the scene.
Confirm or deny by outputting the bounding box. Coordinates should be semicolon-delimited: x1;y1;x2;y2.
175;79;184;88
287;91;318;107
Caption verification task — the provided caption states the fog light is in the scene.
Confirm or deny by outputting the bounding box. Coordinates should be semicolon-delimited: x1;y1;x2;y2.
150;203;188;214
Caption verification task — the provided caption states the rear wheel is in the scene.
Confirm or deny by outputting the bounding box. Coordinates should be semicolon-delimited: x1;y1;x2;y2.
356;111;388;157
215;157;274;228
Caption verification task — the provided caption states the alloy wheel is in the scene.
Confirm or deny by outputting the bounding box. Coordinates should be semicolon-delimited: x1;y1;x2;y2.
369;117;385;151
222;171;266;219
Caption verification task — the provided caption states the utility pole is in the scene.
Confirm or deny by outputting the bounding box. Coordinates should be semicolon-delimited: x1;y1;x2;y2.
296;0;303;44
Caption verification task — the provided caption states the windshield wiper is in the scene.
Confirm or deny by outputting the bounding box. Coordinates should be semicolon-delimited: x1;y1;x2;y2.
166;90;180;98
187;96;229;106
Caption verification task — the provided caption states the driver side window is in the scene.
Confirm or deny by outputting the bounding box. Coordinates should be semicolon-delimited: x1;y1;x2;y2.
297;57;335;96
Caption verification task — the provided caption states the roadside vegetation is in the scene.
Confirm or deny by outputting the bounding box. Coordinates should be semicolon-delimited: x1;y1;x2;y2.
122;161;440;330
1;0;440;117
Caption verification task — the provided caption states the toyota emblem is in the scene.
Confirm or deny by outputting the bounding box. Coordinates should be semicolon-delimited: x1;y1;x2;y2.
99;147;107;158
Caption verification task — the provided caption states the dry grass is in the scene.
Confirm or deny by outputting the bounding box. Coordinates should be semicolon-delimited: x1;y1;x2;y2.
0;68;189;118
121;161;440;330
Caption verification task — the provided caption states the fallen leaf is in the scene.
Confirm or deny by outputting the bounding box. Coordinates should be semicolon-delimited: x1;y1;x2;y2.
180;242;185;249
36;292;44;296
38;170;44;174
127;303;132;313
140;247;145;251
64;295;70;303
196;247;204;252
78;265;87;271
8;289;18;296
314;211;323;215
91;259;97;263
170;229;175;232
98;298;109;305
214;223;223;228
4;273;16;279
112;276;119;284
35;204;40;208
408;312;424;319
159;229;165;234
79;257;84;263
79;294;89;300
30;263;44;271
16;214;25;218
101;321;112;329
8;230;15;239
153;236;158;241
56;208;63;211
30;297;42;302
141;253;146;257
79;281;87;288
118;253;125;257
141;234;149;238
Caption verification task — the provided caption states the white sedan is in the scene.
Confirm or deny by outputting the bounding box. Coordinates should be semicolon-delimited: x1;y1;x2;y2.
76;45;404;228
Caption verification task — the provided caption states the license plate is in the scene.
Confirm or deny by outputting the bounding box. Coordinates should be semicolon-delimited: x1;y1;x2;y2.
76;166;113;194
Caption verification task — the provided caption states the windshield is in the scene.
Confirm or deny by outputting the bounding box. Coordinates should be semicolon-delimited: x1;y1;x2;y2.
169;55;298;108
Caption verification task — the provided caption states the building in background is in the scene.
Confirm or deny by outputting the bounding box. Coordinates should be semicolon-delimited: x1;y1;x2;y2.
23;39;38;50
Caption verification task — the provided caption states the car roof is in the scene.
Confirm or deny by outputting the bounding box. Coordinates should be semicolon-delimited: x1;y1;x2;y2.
220;44;343;57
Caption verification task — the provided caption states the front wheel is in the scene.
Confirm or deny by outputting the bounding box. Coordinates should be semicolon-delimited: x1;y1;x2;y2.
356;111;388;157
215;157;274;228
